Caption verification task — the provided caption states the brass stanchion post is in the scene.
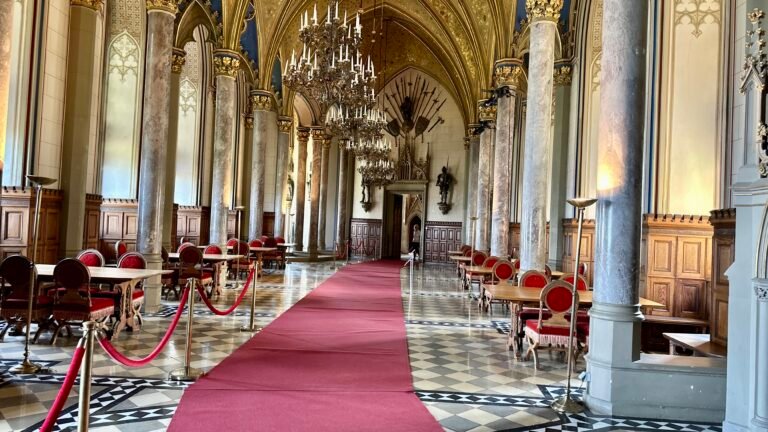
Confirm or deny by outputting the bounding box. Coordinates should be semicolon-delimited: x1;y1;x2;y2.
77;321;97;432
168;279;204;381
551;197;597;414
240;265;260;332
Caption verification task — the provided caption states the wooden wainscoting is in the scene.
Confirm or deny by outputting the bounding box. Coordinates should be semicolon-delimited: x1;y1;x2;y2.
644;214;712;320
424;221;462;263
710;208;734;347
100;198;138;261
350;218;382;257
562;219;595;285
83;194;102;250
176;206;210;248
262;212;275;237
0;187;62;263
508;222;549;260
227;210;237;239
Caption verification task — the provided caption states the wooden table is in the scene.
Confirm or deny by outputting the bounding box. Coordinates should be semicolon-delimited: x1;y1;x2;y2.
167;254;244;294
249;247;278;274
448;250;464;256
550;270;565;279
36;265;173;339
483;281;664;357
449;255;472;278
664;333;726;358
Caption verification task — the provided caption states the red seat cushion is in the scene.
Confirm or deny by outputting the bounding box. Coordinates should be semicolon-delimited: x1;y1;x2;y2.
518;308;552;324
132;290;144;300
576;320;589;337
48;287;101;297
3;295;54;309
525;320;571;336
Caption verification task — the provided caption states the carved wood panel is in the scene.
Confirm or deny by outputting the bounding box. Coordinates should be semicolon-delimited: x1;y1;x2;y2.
262;212;275;237
647;277;675;316
350;218;382;257
648;235;676;276
424;222;462;263
83;194;102;250
562;219;594;285
710;208;734;347
676;279;706;319
100;199;139;260
176;206;210;248
0;187;63;263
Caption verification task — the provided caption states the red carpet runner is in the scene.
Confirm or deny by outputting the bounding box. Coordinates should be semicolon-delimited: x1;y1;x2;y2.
169;261;442;431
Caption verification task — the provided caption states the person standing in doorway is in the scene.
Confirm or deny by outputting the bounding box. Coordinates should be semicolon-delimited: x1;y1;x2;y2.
410;224;421;260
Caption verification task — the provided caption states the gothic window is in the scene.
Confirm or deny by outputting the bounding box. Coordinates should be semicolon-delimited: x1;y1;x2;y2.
174;35;203;205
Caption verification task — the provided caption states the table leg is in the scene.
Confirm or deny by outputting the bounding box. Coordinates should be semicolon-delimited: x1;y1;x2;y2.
669;341;676;356
112;281;131;340
507;302;522;358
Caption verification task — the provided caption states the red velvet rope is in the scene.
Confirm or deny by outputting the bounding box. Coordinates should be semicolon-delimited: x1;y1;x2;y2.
97;285;190;368
40;341;86;432
196;269;254;316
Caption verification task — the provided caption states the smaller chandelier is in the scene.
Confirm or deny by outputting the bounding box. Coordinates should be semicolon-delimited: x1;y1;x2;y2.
358;157;396;187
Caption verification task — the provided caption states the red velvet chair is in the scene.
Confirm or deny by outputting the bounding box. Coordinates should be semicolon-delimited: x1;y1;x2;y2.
178;246;214;297
118;252;147;326
516;270;552;347
177;242;195;253
249;239;263;248
231;241;254;279
262;237;284;269
482;259;516;312
115;240;128;260
578;262;588;276
466;255;499;294
562;274;589;291
76;249;105;267
0;255;53;343
160;247;180;300
524;280;580;369
51;259;114;344
275;236;286;244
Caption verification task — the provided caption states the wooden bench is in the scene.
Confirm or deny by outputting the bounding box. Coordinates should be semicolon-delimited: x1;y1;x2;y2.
641;315;709;353
663;333;726;358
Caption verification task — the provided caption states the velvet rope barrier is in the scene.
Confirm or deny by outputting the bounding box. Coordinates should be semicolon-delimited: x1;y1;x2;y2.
97;285;190;368
196;269;254;316
40;340;86;432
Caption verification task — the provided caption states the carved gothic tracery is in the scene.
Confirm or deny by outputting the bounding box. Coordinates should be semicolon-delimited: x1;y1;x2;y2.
741;9;768;177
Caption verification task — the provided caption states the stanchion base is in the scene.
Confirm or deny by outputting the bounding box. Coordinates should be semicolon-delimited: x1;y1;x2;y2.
240;325;261;332
168;367;205;382
10;359;45;374
551;395;584;413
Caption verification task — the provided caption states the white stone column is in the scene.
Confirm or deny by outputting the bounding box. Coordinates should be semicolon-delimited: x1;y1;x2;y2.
136;1;177;311
585;0;649;413
294;128;310;251
162;48;185;251
208;50;240;247
308;128;324;259
519;0;563;272
59;0;103;257
248;90;276;240
753;279;768;430
547;63;573;269
0;1;13;184
491;60;523;257
335;146;349;249
475;101;496;252
464;126;481;242
318;139;331;250
275;117;292;237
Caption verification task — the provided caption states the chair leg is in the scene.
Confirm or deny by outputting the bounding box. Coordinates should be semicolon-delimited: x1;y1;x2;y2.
530;342;540;369
50;324;67;345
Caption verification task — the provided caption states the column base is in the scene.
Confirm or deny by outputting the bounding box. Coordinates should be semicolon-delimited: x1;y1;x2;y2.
143;253;164;313
752;417;768;432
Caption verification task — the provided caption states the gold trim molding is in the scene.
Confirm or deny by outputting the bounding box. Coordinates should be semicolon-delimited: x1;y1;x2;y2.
213;51;241;78
278;117;293;133
494;60;525;90
71;0;104;11
553;64;572;86
171;49;186;74
146;0;178;14
297;128;311;142
526;0;564;23
478;101;497;123
251;90;275;112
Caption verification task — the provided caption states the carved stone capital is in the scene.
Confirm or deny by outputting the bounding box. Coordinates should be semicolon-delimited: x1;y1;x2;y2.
322;140;331;149
171;49;186;74
467;123;482;137
310;128;325;141
71;0;104;11
146;0;178;14
755;279;768;302
278;117;293;133
494;60;525;90
213;51;241;78
478;101;497;124
553;64;572;86
297;128;311;143
526;0;563;23
463;137;471;150
250;90;275;112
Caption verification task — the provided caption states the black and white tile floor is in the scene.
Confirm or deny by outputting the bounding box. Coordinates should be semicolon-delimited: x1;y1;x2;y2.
0;262;722;431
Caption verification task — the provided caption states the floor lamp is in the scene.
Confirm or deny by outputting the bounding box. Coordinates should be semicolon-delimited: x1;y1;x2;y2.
551;197;597;414
233;206;244;290
11;175;56;374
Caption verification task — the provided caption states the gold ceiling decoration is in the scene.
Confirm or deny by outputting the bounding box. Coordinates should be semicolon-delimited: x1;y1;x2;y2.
146;0;178;14
251;90;276;112
70;0;104;11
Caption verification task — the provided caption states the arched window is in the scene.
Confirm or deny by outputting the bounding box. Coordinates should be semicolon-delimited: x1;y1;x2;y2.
174;34;203;205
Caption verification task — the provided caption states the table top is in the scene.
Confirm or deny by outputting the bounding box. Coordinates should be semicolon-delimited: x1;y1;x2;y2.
448;250;464;255
449;256;472;262
550;270;565;279
36;265;172;282
464;266;494;274
663;333;726;358
196;245;278;252
277;243;295;247
482;282;663;308
168;253;244;262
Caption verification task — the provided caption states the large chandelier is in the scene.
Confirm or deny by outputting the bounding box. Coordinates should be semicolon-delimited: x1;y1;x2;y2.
358;157;396;187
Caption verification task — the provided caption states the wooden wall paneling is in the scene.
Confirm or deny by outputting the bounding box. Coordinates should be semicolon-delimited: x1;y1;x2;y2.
227;210;236;239
0;187;63;264
262;212;275;237
176;206;211;247
99;199;139;261
350;218;382;257
709;208;735;347
647;277;675;316
424;221;462;263
561;219;595;285
83;194;103;250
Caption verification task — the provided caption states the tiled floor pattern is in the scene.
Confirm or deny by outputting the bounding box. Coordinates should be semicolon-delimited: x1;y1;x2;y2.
0;262;723;431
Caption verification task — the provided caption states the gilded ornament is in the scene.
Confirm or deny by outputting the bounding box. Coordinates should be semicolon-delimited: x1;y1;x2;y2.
171;49;186;74
494;63;524;89
463;137;471;150
478;102;497;123
213;51;241;78
553;65;572;86
250;93;274;112
297;128;311;142
146;0;178;14
70;0;104;11
526;0;564;23
278;118;293;133
310;128;325;141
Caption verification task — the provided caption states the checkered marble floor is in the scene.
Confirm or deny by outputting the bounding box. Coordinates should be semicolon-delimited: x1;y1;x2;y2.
0;261;722;431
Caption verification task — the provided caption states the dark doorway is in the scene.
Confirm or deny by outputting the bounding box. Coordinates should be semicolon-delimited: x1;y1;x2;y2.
408;215;422;257
383;193;404;259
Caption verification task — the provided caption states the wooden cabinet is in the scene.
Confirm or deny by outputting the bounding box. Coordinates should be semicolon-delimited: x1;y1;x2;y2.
83;194;102;250
100;198;138;260
176;206;211;248
350;218;382;257
710;208;734;348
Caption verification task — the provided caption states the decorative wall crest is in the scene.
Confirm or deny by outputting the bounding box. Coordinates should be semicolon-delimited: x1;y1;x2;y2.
741;8;768;177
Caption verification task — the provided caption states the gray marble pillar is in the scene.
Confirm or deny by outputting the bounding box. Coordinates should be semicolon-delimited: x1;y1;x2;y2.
308;128;324;259
162;49;185;251
476;101;496;252
318;140;331;250
547;63;572;269
294;128;310;251
0;1;13;182
585;0;649;413
275;117;292;238
491;61;523;257
136;3;176;311
519;0;562;272
248;90;276;240
335;146;349;249
464;127;481;243
208;51;240;248
60;1;102;257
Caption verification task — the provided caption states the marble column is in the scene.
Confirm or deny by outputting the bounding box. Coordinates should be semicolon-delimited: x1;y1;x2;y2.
248;90;276;240
464;126;481;243
136;1;177;311
519;0;562;272
547;63;572;269
59;0;103;257
294;128;310;251
490;60;523;257
585;0;649;414
162;48;185;251
208;50;240;247
0;1;13;180
475;101;496;253
308;128;324;259
275;117;292;238
318;139;331;250
335;145;349;249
